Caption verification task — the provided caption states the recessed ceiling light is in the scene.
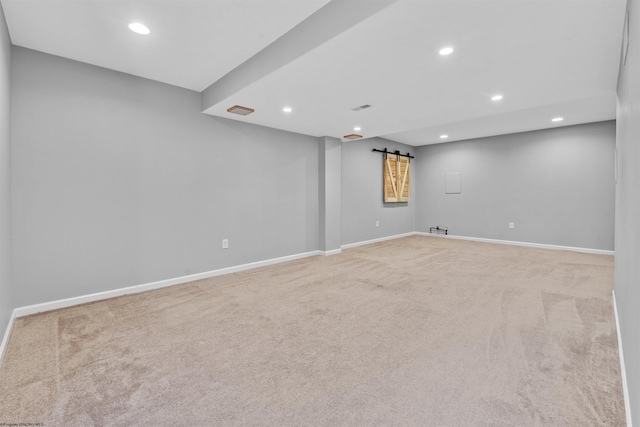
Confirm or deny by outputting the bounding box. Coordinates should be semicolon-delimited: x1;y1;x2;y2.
439;47;454;56
491;95;503;101
283;107;292;113
128;22;150;35
354;126;361;131
552;117;564;122
440;134;449;139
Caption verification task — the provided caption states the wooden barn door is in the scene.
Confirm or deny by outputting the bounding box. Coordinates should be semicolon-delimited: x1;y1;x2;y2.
383;153;410;202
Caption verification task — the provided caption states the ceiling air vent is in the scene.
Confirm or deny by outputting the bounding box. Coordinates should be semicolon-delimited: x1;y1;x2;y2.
343;134;363;140
351;104;371;112
227;105;255;116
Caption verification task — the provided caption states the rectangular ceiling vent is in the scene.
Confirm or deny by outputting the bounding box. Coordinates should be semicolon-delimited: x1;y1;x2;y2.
343;134;363;140
351;104;371;112
227;105;255;116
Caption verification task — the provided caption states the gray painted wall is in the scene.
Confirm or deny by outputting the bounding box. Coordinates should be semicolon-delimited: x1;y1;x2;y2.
614;0;639;423
0;4;11;336
415;121;616;250
341;137;416;245
11;47;319;308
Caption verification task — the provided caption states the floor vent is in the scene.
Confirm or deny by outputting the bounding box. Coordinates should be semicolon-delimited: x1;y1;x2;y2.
227;105;255;116
351;104;371;111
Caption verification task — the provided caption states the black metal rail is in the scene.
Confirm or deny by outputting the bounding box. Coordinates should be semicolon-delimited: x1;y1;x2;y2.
372;148;414;160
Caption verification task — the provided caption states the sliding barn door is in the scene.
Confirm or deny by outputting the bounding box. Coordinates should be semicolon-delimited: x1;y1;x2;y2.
383;153;410;202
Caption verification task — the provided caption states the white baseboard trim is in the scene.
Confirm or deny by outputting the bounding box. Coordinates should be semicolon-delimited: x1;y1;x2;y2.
320;249;342;256
613;290;633;427
415;232;614;256
12;250;321;320
341;232;417;250
0;309;17;366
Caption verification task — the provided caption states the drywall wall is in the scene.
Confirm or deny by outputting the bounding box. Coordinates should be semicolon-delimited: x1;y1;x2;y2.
341;137;416;245
0;4;11;337
416;121;615;250
11;47;319;308
614;0;639;424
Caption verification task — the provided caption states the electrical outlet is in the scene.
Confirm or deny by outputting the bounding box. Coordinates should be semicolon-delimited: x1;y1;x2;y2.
509;222;515;229
222;239;229;249
376;221;380;227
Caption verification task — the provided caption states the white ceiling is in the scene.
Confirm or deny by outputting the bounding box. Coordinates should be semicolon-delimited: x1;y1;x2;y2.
1;0;331;91
1;0;627;146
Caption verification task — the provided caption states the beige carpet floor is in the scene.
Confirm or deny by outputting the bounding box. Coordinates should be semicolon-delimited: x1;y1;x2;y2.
0;236;626;426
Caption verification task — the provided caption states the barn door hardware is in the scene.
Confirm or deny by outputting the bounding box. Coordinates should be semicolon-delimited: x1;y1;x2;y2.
371;148;414;161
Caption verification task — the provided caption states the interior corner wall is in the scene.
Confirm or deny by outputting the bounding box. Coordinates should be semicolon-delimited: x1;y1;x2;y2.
614;0;639;424
341;137;416;246
10;47;319;309
415;121;616;250
0;4;12;335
